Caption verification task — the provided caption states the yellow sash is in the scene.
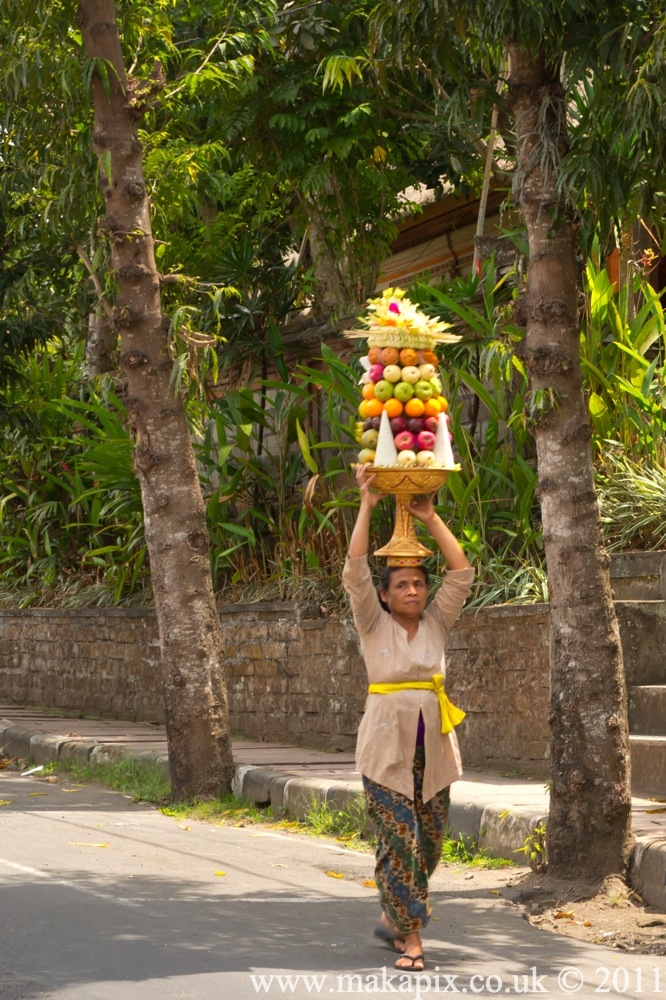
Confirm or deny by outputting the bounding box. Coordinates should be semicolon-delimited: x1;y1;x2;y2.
367;673;466;735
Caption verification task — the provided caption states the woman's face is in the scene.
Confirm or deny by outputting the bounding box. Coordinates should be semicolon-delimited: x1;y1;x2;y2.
380;568;428;619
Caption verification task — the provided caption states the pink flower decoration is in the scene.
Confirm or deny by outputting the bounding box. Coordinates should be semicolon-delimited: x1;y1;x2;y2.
388;300;401;314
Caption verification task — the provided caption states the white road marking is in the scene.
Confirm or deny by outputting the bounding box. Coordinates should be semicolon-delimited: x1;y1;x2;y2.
0;858;352;907
0;856;154;912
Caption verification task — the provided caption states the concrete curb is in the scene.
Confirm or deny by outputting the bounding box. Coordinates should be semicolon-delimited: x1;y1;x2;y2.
631;837;666;911
2;719;664;910
0;720;168;779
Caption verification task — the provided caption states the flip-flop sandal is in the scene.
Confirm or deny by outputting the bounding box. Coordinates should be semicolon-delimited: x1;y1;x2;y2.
373;924;406;952
395;954;426;971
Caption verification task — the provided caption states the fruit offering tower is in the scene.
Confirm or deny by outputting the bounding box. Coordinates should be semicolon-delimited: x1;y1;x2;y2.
345;287;462;565
347;287;461;471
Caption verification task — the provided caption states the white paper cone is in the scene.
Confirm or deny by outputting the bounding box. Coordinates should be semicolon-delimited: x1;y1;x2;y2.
434;411;456;468
374;409;398;466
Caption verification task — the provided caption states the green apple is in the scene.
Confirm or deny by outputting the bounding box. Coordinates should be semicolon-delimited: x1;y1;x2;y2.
400;366;421;384
414;380;434;401
361;429;379;448
431;375;442;395
393;380;415;403
373;379;394;402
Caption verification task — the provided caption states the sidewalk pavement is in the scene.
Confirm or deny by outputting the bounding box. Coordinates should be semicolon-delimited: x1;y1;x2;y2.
2;704;666;911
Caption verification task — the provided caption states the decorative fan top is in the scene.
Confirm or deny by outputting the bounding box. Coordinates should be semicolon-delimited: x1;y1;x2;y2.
345;287;462;350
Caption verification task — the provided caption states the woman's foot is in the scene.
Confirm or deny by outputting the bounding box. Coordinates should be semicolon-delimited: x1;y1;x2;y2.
394;931;425;971
378;911;406;953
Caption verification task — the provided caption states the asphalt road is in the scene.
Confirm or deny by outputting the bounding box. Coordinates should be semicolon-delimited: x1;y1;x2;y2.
1;771;664;999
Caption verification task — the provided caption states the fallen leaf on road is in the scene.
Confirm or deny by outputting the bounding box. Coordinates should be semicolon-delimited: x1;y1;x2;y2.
646;808;666;814
214;870;226;877
271;863;287;868
69;841;109;848
28;792;48;797
61;787;84;793
583;921;593;927
363;879;377;888
0;800;13;806
554;910;574;919
326;871;345;879
177;823;189;831
488;890;502;896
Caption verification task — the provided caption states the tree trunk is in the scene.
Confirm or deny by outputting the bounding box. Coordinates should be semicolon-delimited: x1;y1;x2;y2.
83;308;117;378
507;44;633;878
77;0;234;800
306;201;350;322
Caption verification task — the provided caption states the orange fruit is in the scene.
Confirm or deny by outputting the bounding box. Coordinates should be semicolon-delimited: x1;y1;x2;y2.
420;349;438;365
364;398;384;418
439;396;449;413
362;382;376;400
368;346;381;363
399;348;419;366
380;347;400;365
358;399;371;419
423;397;442;417
384;398;404;418
404;397;425;417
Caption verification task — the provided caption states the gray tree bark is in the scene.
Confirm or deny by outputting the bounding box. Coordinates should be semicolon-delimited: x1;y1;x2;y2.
507;43;633;878
77;0;235;800
83;308;117;378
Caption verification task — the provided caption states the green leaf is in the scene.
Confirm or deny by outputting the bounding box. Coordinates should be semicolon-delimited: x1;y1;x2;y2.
295;419;318;474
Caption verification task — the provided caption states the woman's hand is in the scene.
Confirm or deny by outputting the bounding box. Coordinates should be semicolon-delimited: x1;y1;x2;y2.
405;492;437;525
356;464;385;510
406;493;471;569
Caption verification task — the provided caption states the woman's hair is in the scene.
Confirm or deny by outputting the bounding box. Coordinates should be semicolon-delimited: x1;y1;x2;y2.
377;564;429;612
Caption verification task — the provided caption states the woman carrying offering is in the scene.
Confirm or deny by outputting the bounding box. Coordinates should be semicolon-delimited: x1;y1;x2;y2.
342;465;474;972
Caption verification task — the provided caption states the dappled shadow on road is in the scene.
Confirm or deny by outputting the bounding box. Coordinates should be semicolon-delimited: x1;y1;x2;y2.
3;867;657;998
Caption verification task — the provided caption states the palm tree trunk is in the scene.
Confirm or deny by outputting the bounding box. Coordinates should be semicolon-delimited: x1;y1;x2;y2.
507;43;633;877
77;0;234;800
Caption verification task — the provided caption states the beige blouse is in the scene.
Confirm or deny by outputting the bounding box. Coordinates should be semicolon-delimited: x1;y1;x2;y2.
343;555;475;802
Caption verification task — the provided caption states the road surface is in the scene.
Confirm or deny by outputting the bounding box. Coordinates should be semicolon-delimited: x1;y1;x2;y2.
0;771;664;999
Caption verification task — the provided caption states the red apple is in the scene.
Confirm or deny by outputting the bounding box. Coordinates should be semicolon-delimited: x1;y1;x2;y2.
368;363;385;383
417;430;436;451
395;430;417;451
424;416;439;434
406;417;424;435
389;416;407;434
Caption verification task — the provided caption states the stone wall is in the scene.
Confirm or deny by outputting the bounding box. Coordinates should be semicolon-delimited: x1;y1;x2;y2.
446;604;551;777
220;604;366;749
1;589;665;773
0;607;163;721
0;603;367;751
